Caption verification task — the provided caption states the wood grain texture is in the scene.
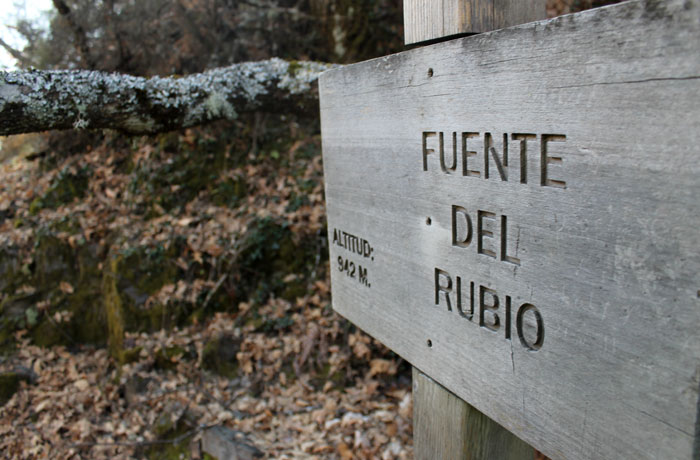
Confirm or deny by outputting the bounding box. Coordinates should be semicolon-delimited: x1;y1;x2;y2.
413;368;534;460
320;1;700;459
403;0;545;44
493;0;546;28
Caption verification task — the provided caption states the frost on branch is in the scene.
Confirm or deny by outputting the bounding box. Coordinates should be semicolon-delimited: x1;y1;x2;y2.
0;58;334;136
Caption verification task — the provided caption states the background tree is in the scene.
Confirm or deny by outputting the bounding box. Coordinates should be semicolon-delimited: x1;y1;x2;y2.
10;0;403;76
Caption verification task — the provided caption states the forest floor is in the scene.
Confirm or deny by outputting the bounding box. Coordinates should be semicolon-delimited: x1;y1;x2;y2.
0;120;412;459
0;312;412;459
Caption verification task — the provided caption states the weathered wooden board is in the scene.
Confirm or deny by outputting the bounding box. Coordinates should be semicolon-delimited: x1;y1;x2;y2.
320;1;700;459
403;0;545;45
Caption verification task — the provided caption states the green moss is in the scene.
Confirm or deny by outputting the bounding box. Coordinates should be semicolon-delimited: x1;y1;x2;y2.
0;286;35;353
121;346;143;364
153;412;177;439
187;306;207;325
129;133;233;212
146;436;192;460
0;230;195;354
28;198;43;216
0;247;21;294
120;245;177;305
211;177;247;208
157;132;180;154
0;323;17;355
103;256;126;360
154;345;192;371
31;233;105;347
31;319;66;347
287;59;301;76
233;217;318;304
103;244;181;360
254;313;294;333
49;215;82;234
0;233;106;349
29;166;90;215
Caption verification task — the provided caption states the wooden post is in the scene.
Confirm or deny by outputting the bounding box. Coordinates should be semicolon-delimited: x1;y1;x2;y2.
405;1;545;458
413;369;534;460
403;0;545;45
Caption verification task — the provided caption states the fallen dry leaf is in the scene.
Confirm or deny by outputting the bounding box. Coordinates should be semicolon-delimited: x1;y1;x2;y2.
59;281;74;294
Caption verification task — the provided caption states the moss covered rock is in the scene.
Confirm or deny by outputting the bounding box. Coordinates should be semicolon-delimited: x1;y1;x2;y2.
0;371;32;406
103;244;180;359
0;247;21;294
29;166;90;215
201;334;240;378
0;122;326;360
129;132;239;214
234;217;318;304
32;234;105;346
0;232;105;351
1;234;184;356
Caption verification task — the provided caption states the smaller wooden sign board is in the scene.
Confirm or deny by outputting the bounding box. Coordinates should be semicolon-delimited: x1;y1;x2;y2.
320;1;700;459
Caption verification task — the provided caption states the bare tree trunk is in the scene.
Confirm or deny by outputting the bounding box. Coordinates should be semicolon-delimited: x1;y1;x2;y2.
102;0;130;73
0;58;333;136
52;0;97;69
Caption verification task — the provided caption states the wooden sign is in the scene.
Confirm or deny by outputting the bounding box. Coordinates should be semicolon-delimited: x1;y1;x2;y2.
403;0;545;44
319;1;700;458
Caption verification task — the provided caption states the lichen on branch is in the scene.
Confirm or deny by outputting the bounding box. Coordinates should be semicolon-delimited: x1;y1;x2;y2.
0;58;334;136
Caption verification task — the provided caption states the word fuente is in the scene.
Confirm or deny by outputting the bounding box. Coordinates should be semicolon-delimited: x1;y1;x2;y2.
422;131;567;188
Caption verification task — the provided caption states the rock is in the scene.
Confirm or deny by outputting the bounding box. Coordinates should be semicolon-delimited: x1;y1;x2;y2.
123;374;152;407
201;426;263;460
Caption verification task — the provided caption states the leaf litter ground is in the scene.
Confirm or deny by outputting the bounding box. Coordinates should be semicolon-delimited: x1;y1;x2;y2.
0;124;413;459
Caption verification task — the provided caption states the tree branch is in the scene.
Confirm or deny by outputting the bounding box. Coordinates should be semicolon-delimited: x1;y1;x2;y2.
69;423;219;449
0;58;335;136
0;37;33;68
